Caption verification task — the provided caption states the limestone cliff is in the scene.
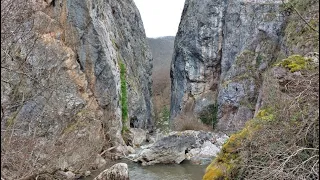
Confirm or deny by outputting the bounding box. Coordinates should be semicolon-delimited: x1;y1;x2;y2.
202;0;319;177
170;0;287;133
1;0;153;178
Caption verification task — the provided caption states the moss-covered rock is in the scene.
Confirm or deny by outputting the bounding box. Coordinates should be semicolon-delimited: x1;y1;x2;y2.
275;54;312;72
203;108;275;180
256;108;275;121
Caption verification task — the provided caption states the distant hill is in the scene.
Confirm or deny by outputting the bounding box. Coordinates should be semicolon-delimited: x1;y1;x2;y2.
148;36;175;72
148;36;175;95
147;36;175;124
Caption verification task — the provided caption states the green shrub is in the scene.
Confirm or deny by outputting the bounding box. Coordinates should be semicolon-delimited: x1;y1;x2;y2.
199;104;218;128
154;106;170;132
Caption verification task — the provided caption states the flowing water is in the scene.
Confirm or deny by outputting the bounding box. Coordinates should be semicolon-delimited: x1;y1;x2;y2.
124;159;207;180
85;159;207;180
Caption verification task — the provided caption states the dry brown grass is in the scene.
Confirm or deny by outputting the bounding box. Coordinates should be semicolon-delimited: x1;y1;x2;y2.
172;112;213;132
152;68;171;128
1;110;107;180
233;66;319;180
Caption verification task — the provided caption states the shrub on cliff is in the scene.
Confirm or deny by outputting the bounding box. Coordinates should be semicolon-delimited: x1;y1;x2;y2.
199;104;219;129
275;54;314;72
204;0;319;178
203;55;319;179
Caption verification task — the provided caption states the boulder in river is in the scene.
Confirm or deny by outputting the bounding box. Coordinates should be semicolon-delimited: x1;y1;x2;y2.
186;141;220;163
93;163;129;180
133;130;228;166
124;128;147;147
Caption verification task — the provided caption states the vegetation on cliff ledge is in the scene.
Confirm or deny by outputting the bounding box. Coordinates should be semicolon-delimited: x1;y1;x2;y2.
203;108;275;180
204;58;319;179
275;54;313;72
204;0;319;178
120;61;128;133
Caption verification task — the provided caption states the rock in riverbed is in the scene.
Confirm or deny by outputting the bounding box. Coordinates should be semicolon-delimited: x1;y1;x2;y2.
93;163;129;180
133;130;228;166
123;128;147;147
186;141;220;164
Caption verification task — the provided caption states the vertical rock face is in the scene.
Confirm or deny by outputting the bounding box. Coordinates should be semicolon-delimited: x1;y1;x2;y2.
64;0;154;131
170;0;286;133
171;0;225;119
1;0;153;176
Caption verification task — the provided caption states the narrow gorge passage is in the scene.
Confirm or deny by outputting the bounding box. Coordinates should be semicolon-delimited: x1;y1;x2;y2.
1;0;318;180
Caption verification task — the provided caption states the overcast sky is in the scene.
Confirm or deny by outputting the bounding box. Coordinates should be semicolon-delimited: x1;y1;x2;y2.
133;0;185;38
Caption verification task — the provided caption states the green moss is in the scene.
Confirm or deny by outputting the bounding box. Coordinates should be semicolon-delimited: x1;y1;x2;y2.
203;126;249;180
64;122;78;134
203;164;224;180
222;74;254;88
119;61;128;133
6;104;25;127
256;108;275;122
234;50;259;78
275;55;312;72
203;109;275;179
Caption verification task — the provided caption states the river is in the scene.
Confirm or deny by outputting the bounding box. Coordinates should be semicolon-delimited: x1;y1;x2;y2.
84;159;208;180
124;159;207;180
